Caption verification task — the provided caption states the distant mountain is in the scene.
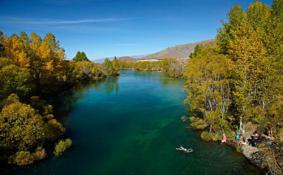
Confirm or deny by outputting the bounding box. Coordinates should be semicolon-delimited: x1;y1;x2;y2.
141;40;214;60
118;56;136;61
94;55;143;63
94;40;214;63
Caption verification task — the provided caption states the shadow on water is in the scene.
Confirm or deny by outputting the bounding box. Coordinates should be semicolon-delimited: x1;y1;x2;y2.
51;76;119;121
3;70;263;175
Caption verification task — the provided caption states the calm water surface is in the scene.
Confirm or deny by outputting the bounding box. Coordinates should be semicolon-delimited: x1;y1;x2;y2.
8;71;261;175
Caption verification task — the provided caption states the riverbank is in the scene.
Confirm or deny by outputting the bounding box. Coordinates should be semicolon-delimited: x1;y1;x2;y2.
187;119;283;174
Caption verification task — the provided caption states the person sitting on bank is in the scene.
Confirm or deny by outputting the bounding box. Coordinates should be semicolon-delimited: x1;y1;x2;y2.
236;130;241;145
221;133;227;144
248;131;260;147
240;137;247;146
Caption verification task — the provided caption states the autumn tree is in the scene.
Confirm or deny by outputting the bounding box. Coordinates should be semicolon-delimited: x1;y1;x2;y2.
0;94;47;150
185;44;233;136
3;35;29;67
0;30;116;166
187;0;283;143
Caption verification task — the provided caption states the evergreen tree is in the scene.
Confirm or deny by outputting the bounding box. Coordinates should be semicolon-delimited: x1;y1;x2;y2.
73;51;89;62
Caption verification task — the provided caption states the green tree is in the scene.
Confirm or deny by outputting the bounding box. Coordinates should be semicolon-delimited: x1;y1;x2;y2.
217;5;246;54
0;31;5;57
185;45;233;134
20;32;29;49
71;61;105;82
0;61;32;99
73;51;89;62
103;58;119;76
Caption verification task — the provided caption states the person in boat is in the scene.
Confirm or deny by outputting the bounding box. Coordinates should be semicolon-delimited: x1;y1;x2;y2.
221;133;227;144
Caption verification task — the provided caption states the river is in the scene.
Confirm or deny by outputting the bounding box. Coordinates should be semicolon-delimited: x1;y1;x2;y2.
7;70;261;175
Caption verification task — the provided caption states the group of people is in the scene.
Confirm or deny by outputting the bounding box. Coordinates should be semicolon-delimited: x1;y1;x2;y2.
221;130;260;147
236;131;260;147
247;131;260;147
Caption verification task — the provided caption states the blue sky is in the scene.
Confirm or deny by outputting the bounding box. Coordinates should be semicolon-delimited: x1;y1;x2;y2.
0;0;272;60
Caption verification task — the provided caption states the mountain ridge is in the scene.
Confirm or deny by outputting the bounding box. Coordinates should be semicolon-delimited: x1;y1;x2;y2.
141;39;214;60
94;39;214;63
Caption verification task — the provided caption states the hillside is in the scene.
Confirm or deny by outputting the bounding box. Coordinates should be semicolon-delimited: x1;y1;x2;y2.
141;40;214;60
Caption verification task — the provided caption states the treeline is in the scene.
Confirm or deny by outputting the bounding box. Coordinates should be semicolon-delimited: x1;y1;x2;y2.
0;31;119;166
118;58;185;78
185;0;283;155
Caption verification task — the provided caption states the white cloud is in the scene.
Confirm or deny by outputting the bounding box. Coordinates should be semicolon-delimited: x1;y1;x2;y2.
0;17;133;25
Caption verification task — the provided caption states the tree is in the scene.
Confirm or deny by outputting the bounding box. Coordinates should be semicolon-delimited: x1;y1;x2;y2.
71;61;105;82
0;31;115;166
226;3;277;131
20;32;29;49
185;45;233;134
0;31;5;57
3;35;29;67
161;58;185;78
0;60;32;99
103;58;119;76
247;1;271;29
184;1;283;171
73;51;89;62
216;5;246;54
0;94;47;150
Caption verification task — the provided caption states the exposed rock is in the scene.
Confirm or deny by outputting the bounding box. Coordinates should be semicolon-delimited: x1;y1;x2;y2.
250;151;266;168
180;115;188;122
242;144;259;158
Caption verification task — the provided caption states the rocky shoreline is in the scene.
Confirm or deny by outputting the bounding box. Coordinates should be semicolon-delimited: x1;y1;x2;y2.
182;116;283;174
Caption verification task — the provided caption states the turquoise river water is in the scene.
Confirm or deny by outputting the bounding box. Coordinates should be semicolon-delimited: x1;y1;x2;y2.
6;71;261;175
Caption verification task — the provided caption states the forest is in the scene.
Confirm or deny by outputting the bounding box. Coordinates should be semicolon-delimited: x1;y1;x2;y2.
117;58;186;78
185;0;283;173
0;32;119;165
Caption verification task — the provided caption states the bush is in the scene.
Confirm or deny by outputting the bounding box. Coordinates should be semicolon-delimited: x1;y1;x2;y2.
0;95;47;150
48;119;66;133
200;131;220;142
200;131;214;141
8;147;47;166
190;116;208;130
9;151;35;166
53;138;72;157
33;147;47;161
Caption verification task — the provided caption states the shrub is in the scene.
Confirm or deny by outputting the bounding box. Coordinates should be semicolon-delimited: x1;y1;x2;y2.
9;151;35;166
33;147;47;161
48;119;66;133
190;116;208;130
200;131;220;142
53;138;72;157
8;147;47;166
